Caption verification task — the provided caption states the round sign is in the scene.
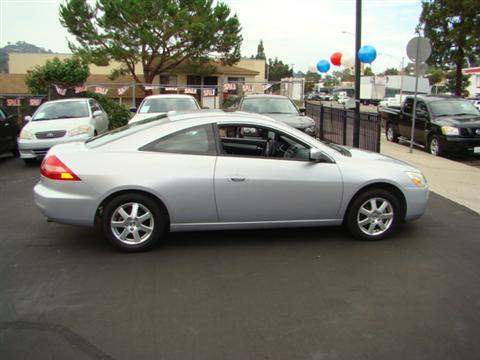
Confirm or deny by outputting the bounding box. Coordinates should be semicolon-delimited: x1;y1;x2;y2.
406;37;431;62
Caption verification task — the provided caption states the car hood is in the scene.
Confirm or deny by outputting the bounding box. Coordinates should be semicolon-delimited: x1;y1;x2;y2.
129;113;166;123
262;114;315;129
435;115;480;127
338;146;419;171
24;117;91;132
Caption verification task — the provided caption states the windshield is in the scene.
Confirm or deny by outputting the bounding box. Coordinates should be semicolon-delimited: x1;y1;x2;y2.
430;100;480;117
86;114;168;147
138;97;199;113
33;101;89;121
241;98;299;114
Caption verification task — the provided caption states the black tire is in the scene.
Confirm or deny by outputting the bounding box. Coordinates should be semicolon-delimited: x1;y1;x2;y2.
23;158;37;165
101;193;167;252
427;134;443;157
385;122;399;143
345;188;401;241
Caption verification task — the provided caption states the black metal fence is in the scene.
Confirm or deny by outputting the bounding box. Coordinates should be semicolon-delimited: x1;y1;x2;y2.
306;101;381;152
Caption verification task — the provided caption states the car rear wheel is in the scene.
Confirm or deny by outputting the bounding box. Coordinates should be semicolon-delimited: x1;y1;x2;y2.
428;135;443;156
386;123;399;143
102;193;167;252
345;189;401;241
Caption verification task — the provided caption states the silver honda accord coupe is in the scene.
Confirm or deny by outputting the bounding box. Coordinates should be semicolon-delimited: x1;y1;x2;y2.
34;110;428;252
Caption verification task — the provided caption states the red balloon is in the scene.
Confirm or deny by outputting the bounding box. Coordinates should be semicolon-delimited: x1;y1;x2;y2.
330;52;342;66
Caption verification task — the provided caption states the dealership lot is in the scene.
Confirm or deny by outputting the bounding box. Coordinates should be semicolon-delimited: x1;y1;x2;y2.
1;155;480;359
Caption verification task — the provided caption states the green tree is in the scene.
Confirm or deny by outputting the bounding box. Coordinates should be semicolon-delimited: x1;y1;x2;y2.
24;57;90;95
363;67;374;76
304;71;321;93
384;68;399;75
81;91;130;129
418;0;480;95
256;40;266;60
322;74;340;87
59;0;242;95
426;67;445;85
267;57;293;81
445;70;470;96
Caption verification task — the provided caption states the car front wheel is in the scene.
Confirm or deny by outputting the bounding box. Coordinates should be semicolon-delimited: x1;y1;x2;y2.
345;189;401;241
428;135;443;156
102;193;167;252
386;123;399;143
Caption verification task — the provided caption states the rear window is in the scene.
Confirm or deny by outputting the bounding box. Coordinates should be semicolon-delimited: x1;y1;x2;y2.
85;115;168;148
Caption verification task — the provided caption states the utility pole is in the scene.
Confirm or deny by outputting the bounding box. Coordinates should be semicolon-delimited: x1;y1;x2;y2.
353;0;362;147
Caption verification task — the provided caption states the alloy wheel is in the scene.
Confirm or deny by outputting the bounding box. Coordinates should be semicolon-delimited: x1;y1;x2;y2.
386;126;394;141
357;197;394;236
430;137;439;156
110;202;154;245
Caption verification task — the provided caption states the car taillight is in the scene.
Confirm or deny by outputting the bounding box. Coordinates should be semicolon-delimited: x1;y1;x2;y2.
40;155;81;181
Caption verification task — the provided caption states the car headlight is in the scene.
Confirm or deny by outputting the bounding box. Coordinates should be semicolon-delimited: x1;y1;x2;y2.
441;126;459;136
68;125;93;137
19;130;33;140
406;171;427;188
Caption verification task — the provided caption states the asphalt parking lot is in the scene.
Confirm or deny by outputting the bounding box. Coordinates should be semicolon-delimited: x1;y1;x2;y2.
1;155;480;360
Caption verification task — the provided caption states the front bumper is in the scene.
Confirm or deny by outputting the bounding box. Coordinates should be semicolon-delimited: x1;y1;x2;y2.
18;134;91;159
403;185;429;221
439;136;480;153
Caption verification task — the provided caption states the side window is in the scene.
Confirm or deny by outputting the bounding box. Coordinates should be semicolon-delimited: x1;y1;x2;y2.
404;98;413;114
140;124;216;155
218;124;310;161
89;100;100;113
0;109;6;121
416;101;428;115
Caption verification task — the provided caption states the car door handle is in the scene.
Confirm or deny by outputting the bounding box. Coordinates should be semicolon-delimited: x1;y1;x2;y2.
229;176;245;182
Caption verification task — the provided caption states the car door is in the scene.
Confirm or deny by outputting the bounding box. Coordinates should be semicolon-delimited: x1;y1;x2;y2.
95;101;109;132
139;123;219;224
414;100;430;145
89;100;108;133
398;98;414;138
213;123;343;222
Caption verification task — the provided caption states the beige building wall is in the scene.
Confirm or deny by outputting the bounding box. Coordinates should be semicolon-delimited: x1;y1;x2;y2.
237;59;266;93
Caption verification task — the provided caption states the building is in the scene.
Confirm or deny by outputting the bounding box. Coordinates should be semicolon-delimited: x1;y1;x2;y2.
2;53;266;108
463;67;480;97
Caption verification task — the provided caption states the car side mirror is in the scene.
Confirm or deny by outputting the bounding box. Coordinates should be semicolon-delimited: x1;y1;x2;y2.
416;109;428;119
310;148;331;162
93;110;102;117
299;107;306;114
129;107;137;113
24;115;32;122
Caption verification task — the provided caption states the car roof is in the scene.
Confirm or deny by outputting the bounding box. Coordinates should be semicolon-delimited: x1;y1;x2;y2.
407;95;464;102
243;94;289;99
167;109;277;124
43;98;89;104
143;94;197;99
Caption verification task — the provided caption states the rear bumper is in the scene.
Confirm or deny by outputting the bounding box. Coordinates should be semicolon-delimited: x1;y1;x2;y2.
33;180;97;227
18;135;90;159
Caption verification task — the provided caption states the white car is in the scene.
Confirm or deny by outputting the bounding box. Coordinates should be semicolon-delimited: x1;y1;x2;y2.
129;94;201;124
18;98;109;164
337;96;350;104
470;99;480;111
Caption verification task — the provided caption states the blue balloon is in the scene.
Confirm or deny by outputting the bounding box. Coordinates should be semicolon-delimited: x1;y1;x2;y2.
316;59;330;73
358;45;377;64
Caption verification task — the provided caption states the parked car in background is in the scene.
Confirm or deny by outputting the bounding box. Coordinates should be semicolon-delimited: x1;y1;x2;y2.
34;110;428;252
0;107;20;158
129;94;201;124
237;94;316;136
379;95;402;108
380;95;480;156
337;95;350;105
18;98;109;164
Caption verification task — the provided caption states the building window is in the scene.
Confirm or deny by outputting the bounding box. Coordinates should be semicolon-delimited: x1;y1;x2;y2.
227;77;245;83
159;75;177;85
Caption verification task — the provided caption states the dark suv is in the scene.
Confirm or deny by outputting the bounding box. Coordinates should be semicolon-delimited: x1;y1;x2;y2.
0;107;19;158
380;95;480;156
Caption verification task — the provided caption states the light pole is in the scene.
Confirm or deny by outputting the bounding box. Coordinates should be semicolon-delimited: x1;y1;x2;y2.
353;0;362;148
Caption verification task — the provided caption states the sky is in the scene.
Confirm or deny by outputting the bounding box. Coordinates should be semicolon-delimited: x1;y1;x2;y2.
0;0;423;74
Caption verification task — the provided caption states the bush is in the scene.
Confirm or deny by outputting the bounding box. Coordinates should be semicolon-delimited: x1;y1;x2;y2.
81;91;130;129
